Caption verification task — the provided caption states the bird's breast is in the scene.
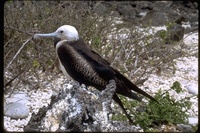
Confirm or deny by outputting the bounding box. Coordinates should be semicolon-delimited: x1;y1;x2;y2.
59;60;73;80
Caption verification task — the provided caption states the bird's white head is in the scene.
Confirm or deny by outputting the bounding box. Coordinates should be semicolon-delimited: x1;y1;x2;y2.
34;25;79;42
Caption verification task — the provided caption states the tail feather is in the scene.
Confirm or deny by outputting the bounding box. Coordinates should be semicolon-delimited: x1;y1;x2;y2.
114;69;158;103
113;93;134;124
115;77;142;102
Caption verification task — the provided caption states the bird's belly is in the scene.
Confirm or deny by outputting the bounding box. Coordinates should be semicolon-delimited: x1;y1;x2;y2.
59;61;73;80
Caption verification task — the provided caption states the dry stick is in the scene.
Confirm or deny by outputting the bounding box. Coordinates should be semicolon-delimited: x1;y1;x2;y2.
6;63;33;97
5;37;33;72
4;62;31;88
4;69;25;88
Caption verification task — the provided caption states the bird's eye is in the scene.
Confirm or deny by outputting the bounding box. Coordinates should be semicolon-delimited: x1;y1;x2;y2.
60;30;63;34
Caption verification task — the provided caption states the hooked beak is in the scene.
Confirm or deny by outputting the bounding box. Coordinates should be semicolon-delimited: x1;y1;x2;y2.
33;32;58;39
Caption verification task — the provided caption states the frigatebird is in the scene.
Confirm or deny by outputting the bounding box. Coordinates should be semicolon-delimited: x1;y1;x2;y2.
34;25;157;123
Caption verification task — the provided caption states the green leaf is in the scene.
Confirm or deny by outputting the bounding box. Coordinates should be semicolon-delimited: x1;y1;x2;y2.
171;81;182;93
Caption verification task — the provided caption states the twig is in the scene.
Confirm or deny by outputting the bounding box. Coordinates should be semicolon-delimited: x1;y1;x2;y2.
4;68;25;88
135;68;147;85
4;61;31;89
111;41;126;66
133;66;142;75
5;37;33;71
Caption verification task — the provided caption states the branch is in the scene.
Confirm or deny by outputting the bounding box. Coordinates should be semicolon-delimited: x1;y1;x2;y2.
5;37;32;71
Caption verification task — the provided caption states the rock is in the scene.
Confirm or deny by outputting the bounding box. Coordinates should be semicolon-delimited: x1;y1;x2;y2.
141;10;168;26
185;25;198;33
176;124;193;132
174;16;185;25
24;80;142;132
116;3;136;22
51;1;198;31
136;11;147;18
188;117;198;125
165;17;185;44
4;102;29;119
6;91;30;104
92;1;111;14
186;84;198;95
135;1;154;10
154;16;185;44
165;24;185;44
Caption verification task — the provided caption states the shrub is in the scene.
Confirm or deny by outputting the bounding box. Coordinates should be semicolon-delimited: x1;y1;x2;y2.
112;81;195;132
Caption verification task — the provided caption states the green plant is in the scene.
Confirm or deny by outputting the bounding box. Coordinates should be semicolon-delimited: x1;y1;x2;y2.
112;81;195;132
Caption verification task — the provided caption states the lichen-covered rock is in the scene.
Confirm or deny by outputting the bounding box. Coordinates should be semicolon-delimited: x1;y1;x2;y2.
24;80;142;132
